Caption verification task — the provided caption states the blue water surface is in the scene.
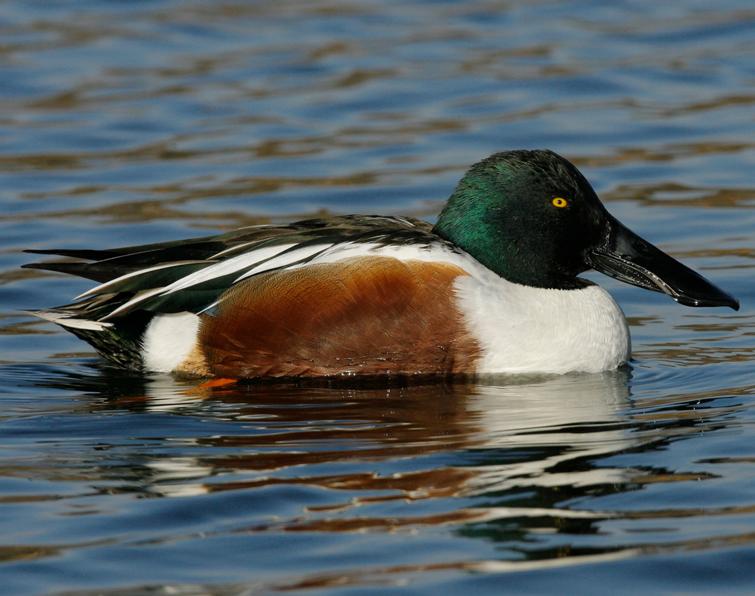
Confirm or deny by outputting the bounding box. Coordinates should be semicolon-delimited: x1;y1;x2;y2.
0;1;753;594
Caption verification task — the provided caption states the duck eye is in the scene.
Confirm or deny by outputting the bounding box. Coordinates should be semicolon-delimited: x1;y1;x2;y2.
551;197;569;208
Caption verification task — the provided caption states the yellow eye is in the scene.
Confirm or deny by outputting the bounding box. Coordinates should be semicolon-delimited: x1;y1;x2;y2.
551;197;568;208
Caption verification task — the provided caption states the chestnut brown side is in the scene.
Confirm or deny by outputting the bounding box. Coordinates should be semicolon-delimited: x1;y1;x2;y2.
196;256;481;378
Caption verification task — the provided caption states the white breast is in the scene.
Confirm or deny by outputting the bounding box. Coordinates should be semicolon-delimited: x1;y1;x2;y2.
454;267;630;375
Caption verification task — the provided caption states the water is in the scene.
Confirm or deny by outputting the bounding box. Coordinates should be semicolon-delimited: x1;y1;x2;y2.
1;1;753;593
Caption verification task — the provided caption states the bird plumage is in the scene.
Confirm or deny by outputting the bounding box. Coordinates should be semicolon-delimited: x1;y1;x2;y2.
25;150;738;380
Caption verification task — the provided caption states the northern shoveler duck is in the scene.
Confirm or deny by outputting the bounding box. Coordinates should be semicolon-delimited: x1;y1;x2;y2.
26;150;739;379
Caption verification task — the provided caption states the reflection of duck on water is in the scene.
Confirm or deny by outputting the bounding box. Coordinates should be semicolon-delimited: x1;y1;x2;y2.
27;151;737;379
462;369;635;495
31;363;719;582
90;369;636;508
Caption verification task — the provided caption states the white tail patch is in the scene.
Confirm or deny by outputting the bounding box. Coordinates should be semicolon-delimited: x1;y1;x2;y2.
141;312;201;373
31;310;112;331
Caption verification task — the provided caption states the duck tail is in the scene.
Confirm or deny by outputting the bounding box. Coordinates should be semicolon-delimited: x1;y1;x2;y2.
27;308;112;332
27;305;150;370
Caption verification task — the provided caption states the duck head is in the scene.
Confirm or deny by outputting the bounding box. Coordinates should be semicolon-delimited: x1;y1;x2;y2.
433;150;739;310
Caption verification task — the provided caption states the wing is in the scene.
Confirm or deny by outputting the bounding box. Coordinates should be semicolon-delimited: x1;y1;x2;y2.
25;215;439;325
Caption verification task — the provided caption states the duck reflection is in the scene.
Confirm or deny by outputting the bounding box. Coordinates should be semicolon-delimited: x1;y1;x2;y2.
66;369;636;510
463;370;634;494
34;365;642;539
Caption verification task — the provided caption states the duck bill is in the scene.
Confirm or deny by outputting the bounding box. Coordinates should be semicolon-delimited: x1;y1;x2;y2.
587;216;739;310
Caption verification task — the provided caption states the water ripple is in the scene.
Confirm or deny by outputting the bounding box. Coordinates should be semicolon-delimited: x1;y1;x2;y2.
0;1;753;594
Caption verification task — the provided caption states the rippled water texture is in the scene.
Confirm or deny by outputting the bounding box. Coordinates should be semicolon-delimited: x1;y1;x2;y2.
1;1;754;594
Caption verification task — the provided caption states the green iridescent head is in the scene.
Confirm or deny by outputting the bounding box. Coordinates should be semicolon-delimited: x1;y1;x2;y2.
433;150;605;289
433;149;738;309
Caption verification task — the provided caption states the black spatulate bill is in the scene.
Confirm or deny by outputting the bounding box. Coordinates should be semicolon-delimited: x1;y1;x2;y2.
588;216;739;311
